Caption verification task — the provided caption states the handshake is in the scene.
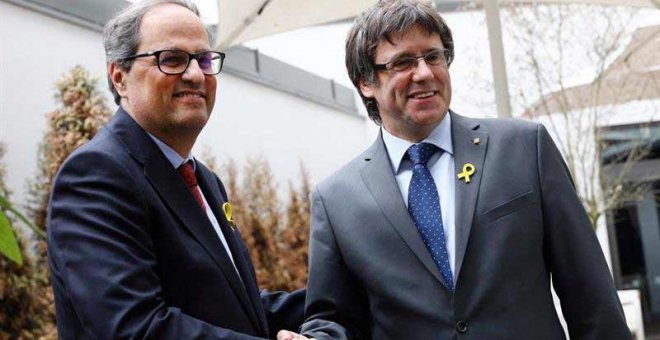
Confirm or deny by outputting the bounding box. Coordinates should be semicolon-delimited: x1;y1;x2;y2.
277;330;315;340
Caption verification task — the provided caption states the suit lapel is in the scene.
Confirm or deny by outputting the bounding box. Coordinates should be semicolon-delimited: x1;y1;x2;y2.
450;112;488;280
197;168;268;335
360;134;448;289
143;154;265;328
108;108;264;333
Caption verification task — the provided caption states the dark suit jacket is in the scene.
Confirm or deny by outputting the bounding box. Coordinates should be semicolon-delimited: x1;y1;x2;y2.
300;112;630;339
47;107;304;339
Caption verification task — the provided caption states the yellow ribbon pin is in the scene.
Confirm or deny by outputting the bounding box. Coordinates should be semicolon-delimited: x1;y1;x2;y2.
222;202;235;230
457;163;476;183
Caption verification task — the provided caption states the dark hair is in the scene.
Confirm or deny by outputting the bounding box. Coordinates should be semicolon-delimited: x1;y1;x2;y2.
345;0;454;124
103;0;203;105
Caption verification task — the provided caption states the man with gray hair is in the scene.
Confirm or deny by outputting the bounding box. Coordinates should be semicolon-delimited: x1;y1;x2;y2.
279;0;630;339
47;1;304;338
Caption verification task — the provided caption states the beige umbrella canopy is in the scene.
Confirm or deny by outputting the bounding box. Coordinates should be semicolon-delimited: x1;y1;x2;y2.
215;0;659;117
215;0;378;50
215;0;659;50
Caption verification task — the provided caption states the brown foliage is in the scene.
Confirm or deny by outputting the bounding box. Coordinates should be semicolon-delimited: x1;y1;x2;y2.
0;243;57;340
217;157;311;291
28;65;112;239
0;144;57;339
199;145;219;174
2;65;111;339
279;166;311;289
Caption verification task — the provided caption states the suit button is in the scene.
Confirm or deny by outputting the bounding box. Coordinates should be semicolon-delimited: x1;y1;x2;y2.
455;320;468;333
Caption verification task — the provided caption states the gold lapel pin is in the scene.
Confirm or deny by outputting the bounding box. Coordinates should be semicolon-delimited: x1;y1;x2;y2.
222;202;236;231
472;137;480;145
457;163;476;183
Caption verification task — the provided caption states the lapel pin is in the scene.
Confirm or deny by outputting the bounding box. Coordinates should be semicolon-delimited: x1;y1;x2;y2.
457;163;476;183
222;202;235;231
472;137;480;145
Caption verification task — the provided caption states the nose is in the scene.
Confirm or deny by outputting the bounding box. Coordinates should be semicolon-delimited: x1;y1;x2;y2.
182;58;205;83
411;58;434;81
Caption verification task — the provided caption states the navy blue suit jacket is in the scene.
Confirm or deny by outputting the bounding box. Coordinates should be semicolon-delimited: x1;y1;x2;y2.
48;107;304;339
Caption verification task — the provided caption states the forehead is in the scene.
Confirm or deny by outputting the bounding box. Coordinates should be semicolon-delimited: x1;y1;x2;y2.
374;25;443;60
138;4;209;50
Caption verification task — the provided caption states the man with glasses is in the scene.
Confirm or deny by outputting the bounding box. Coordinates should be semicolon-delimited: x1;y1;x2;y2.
278;1;630;339
47;1;304;338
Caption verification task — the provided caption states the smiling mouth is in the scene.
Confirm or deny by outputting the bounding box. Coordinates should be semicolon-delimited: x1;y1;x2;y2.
173;92;206;99
409;91;437;99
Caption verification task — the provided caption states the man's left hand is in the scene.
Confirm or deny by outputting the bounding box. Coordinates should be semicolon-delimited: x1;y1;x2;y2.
276;330;314;340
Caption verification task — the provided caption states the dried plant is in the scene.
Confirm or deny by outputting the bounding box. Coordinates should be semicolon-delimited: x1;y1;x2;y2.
6;65;111;339
27;65;111;257
0;144;57;339
277;164;311;289
198;145;219;174
216;156;311;291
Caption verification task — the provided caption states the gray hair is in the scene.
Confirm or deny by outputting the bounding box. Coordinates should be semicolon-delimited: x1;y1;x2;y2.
103;0;203;105
346;0;454;125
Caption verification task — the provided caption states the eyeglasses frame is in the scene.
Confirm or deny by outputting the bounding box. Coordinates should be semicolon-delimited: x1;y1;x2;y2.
373;48;453;72
121;49;226;75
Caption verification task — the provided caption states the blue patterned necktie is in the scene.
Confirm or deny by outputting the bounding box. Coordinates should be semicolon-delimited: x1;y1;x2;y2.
407;143;454;292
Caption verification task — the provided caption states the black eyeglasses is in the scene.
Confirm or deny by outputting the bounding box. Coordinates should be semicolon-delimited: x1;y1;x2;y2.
374;49;452;73
122;49;226;75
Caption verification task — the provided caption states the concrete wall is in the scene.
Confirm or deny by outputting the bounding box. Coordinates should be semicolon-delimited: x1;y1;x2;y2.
201;73;368;187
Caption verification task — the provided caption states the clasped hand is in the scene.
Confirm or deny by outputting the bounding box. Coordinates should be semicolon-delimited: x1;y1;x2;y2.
276;330;315;340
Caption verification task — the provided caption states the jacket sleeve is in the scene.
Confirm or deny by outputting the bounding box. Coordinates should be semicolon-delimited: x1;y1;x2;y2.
47;150;265;340
260;288;306;336
536;124;632;339
299;187;371;340
211;171;307;337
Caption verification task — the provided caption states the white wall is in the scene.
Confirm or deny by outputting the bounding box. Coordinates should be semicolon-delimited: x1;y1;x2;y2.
0;1;114;205
197;73;370;190
0;1;371;208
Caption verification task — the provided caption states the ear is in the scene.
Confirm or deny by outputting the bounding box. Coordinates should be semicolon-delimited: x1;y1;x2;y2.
109;63;128;98
359;80;375;99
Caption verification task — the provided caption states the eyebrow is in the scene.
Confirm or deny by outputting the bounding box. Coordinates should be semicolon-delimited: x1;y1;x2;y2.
151;47;212;53
389;47;443;60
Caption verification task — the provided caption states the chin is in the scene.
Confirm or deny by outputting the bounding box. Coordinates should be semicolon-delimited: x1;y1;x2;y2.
411;110;446;125
173;110;209;127
177;106;208;117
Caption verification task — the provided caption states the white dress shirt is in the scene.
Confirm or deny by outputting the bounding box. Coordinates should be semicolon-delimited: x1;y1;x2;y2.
381;114;456;276
149;135;240;275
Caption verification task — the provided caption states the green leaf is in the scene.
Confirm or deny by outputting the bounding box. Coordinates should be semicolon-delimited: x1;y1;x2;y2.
0;208;23;265
0;194;9;209
0;193;46;239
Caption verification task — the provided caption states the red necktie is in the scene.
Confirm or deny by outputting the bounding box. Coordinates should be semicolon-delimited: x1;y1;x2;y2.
178;161;207;211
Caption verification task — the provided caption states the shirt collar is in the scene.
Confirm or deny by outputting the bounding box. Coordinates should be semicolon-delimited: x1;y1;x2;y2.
147;133;195;170
382;112;453;174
